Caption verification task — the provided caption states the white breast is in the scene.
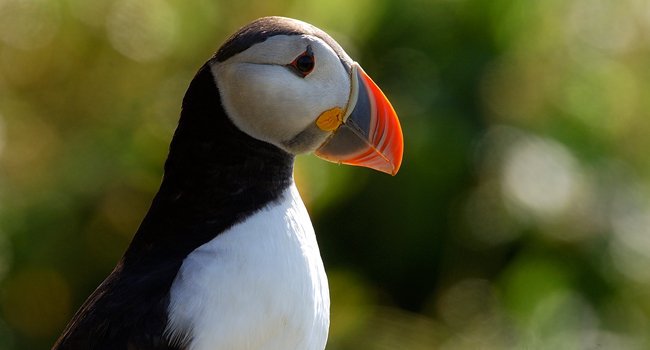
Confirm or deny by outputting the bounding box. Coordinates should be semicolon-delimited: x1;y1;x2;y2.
165;183;330;350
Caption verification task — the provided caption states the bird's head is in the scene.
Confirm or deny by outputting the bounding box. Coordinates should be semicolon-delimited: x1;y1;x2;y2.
207;16;403;175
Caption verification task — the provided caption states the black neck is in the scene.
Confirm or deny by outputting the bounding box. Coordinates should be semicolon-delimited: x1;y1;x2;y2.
124;63;295;265
53;62;296;350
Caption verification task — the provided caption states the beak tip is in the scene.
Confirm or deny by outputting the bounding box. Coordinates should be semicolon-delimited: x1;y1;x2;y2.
390;157;402;176
391;163;401;176
387;129;404;176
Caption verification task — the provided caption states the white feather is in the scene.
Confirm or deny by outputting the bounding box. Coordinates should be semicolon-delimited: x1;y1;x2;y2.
165;183;330;350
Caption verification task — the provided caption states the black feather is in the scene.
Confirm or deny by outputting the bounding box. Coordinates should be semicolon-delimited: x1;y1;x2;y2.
52;61;294;349
214;16;353;71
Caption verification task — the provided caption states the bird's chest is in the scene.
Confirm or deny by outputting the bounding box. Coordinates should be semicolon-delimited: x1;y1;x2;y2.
166;185;330;350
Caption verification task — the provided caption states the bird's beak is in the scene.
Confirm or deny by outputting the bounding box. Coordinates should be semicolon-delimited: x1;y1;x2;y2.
314;63;404;175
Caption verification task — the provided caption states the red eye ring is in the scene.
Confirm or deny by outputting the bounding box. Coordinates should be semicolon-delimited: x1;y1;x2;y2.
289;45;315;77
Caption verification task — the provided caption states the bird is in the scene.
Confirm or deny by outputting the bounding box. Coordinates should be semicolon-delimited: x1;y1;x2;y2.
52;16;403;350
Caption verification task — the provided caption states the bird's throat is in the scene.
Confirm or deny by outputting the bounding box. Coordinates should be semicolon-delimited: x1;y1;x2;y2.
124;63;295;263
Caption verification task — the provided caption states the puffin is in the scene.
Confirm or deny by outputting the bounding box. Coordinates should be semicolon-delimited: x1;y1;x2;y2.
52;16;403;350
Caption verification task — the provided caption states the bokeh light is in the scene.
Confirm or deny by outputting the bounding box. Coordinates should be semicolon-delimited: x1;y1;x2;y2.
2;0;650;349
501;130;581;221
0;113;6;159
0;0;61;50
106;0;178;62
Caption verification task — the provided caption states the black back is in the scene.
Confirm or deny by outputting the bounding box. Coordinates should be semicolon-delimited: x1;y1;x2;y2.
52;61;294;349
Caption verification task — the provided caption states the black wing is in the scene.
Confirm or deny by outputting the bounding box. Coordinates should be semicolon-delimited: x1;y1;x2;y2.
51;259;187;350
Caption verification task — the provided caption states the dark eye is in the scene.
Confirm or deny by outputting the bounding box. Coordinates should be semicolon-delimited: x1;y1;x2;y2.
289;46;315;77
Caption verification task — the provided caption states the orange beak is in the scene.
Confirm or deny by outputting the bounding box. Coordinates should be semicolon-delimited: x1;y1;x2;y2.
315;63;403;175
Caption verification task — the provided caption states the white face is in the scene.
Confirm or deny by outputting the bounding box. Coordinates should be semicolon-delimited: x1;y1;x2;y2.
210;34;352;154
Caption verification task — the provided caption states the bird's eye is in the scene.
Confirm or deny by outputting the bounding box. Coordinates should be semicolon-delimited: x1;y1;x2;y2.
289;46;315;77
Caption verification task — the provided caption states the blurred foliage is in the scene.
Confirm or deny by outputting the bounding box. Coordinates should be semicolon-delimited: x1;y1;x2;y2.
1;0;650;349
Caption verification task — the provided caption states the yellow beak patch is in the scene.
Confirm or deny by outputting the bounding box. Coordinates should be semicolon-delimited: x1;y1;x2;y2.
315;107;344;132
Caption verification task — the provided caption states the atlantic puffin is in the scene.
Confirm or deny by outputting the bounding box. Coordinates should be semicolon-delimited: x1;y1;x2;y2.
52;16;403;350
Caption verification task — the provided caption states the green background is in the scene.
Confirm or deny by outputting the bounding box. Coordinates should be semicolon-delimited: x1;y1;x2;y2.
1;0;650;349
